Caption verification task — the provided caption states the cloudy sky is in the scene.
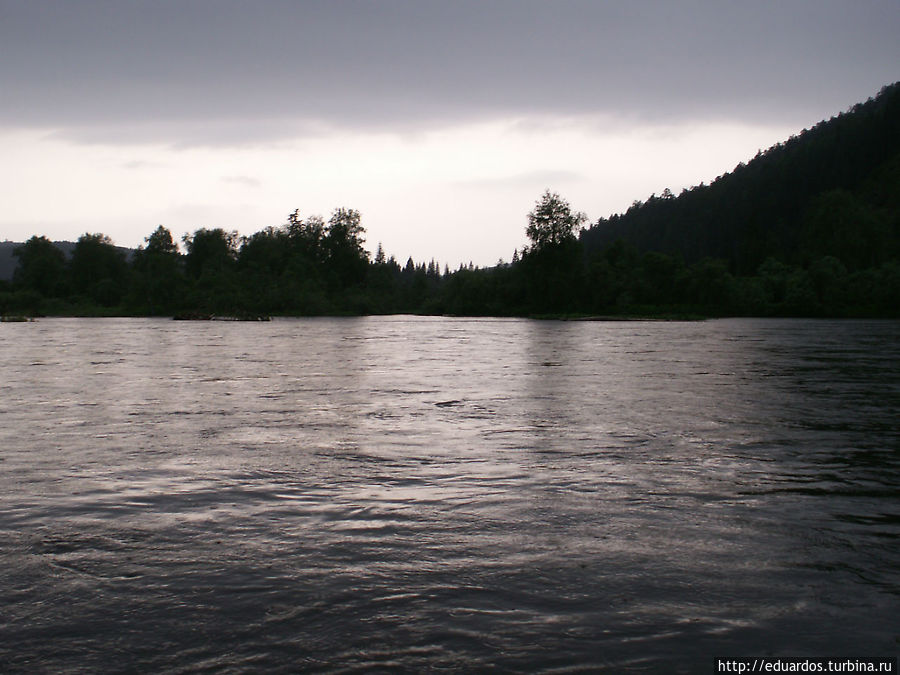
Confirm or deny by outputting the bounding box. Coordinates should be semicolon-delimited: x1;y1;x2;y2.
1;1;898;266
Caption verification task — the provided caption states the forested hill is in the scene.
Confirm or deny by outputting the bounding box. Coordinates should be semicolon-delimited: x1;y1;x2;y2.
0;241;79;281
0;240;127;281
0;242;18;281
580;82;900;275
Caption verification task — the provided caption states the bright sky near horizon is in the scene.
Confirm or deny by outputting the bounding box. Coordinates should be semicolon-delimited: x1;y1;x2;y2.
1;1;898;267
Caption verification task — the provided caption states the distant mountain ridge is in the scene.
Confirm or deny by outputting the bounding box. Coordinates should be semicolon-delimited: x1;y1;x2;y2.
0;240;133;281
580;82;900;274
0;242;19;281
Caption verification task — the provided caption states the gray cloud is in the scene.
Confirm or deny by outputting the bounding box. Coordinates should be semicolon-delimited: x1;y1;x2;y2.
54;118;330;148
221;175;262;188
121;159;165;170
2;0;898;145
456;170;586;191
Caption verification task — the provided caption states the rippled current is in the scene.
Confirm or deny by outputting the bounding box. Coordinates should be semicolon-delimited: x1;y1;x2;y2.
1;317;898;673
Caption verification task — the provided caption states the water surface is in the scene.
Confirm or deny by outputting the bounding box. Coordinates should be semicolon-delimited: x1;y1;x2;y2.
1;317;898;672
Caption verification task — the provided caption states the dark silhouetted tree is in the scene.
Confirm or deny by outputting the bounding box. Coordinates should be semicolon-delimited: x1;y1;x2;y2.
526;190;586;252
13;236;68;298
183;228;238;279
131;226;183;313
324;208;369;290
69;233;129;306
520;192;587;313
182;228;239;312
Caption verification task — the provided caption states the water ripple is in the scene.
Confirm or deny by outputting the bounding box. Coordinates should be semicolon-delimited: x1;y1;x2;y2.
1;317;898;672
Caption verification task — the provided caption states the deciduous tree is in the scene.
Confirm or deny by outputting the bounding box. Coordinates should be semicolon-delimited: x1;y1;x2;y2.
526;190;586;252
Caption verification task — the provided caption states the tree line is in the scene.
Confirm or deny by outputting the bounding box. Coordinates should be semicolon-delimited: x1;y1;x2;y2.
2;82;898;319
2;188;897;319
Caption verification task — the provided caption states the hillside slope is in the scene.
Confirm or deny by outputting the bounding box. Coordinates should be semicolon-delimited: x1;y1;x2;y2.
0;240;131;281
580;82;900;274
0;242;18;281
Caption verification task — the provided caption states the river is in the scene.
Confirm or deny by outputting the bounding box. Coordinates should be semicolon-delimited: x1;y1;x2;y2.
1;317;897;672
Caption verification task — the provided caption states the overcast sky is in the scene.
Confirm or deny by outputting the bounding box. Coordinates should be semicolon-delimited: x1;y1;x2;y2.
1;1;898;266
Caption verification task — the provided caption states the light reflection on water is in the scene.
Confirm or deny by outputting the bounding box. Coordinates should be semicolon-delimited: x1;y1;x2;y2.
0;317;898;673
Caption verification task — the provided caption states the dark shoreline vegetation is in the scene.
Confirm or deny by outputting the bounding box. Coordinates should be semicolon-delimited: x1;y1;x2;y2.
2;83;899;321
